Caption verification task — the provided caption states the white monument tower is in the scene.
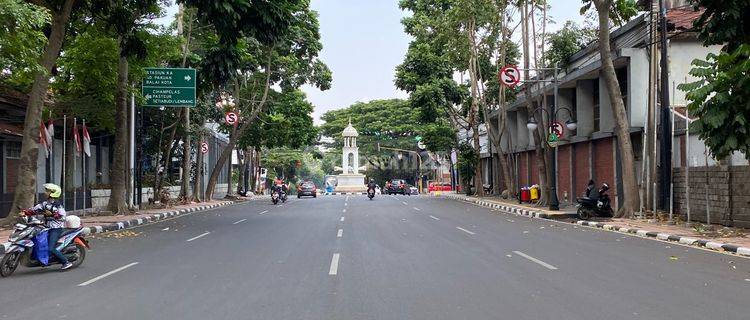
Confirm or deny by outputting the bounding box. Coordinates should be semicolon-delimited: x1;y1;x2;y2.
334;120;367;192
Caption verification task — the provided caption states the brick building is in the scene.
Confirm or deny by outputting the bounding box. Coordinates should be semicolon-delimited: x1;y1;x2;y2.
483;7;721;211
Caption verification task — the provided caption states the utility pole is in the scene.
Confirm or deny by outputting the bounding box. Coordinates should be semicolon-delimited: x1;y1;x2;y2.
641;0;658;217
178;3;191;201
658;0;672;210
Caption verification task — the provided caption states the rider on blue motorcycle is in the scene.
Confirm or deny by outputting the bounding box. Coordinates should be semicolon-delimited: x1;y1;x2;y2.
21;183;72;271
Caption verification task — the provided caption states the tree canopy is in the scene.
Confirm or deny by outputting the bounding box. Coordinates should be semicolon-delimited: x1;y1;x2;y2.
320;99;424;156
0;0;50;89
544;21;596;69
678;0;750;160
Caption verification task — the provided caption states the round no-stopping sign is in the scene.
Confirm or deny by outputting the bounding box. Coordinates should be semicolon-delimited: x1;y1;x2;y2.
549;121;565;137
499;65;521;87
225;112;238;125
201;142;209;154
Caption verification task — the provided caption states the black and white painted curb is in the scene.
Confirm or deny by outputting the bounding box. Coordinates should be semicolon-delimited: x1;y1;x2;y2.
1;201;239;255
575;220;750;257
439;193;578;219
438;193;750;258
79;201;236;236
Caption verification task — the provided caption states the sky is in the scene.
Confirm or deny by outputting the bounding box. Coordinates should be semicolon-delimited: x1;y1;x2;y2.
303;0;587;124
155;1;588;125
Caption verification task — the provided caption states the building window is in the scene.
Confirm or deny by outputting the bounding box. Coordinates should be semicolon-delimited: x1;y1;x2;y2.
593;79;600;132
616;67;628;111
5;141;21;159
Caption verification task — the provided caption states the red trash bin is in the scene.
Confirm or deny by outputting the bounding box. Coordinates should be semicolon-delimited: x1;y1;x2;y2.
520;188;531;202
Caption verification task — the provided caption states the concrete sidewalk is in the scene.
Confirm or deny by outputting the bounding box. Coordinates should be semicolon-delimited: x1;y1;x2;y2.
436;192;750;257
433;192;578;219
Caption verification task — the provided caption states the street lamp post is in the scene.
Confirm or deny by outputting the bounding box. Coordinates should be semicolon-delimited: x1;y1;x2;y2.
526;104;577;211
524;67;577;210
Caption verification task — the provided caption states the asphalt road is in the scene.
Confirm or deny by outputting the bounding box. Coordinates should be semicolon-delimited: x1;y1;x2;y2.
1;195;748;320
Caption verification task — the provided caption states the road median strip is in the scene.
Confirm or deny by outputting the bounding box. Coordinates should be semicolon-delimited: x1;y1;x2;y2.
438;193;750;258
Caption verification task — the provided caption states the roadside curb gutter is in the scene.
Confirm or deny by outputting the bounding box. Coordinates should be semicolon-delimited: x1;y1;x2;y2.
79;201;237;236
438;193;750;258
1;200;240;256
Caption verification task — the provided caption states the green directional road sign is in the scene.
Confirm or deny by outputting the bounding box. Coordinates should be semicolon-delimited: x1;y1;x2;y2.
142;68;196;107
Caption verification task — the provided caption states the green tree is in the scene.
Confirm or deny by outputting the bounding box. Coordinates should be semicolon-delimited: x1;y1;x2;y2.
320;99;442;185
320;99;422;156
192;0;331;200
678;0;750;160
421;123;456;152
8;0;76;222
238;90;318;151
581;0;639;217
0;0;50;89
456;142;477;195
91;0;165;213
545;21;596;69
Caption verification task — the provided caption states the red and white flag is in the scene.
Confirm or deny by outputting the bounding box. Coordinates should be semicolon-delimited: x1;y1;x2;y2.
39;121;49;158
73;120;82;156
47;119;54;142
82;123;91;157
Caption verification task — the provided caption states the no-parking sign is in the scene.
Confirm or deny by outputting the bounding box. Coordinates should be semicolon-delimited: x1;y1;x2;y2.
499;65;521;87
225;112;238;125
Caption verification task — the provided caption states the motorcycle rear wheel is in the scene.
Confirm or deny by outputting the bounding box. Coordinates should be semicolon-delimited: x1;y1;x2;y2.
0;252;20;277
70;243;86;268
577;207;592;220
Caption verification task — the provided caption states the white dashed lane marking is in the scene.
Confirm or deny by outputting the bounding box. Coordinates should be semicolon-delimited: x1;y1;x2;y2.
186;232;210;242
78;262;139;287
329;253;340;275
456;227;475;235
512;251;558;270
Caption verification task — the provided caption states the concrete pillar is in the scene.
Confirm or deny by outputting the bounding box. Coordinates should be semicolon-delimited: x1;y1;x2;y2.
599;75;615;132
576;79;595;137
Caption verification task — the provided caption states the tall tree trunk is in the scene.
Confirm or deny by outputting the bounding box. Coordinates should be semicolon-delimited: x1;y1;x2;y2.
192;133;203;202
529;0;551;203
226;146;233;197
177;4;194;202
154;110;180;193
521;0;549;204
206;56;272;199
6;0;76;223
225;79;241;198
236;147;244;193
107;54;130;214
206;138;234;200
594;0;639;217
466;19;484;197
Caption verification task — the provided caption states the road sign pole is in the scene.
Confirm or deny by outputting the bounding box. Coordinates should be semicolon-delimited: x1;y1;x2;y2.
549;64;560;211
130;92;135;208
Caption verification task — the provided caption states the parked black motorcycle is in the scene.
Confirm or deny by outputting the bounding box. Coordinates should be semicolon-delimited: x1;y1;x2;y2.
575;181;613;220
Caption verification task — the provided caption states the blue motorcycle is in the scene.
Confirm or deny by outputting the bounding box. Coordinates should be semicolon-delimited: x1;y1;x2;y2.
1;215;89;277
